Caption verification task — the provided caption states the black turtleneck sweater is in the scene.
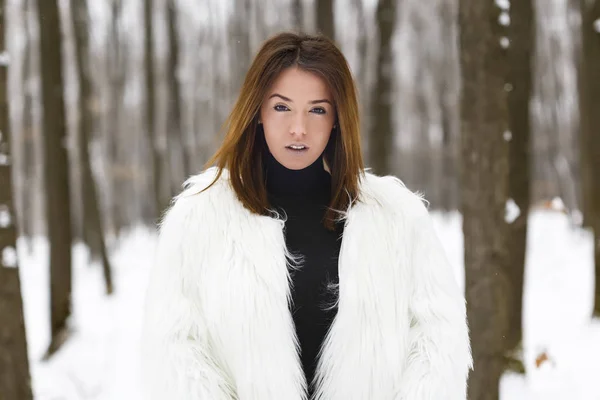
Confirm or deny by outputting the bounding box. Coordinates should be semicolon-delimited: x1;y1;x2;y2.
263;150;342;390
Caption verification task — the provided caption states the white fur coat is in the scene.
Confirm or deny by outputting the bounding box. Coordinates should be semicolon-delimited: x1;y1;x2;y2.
141;167;472;400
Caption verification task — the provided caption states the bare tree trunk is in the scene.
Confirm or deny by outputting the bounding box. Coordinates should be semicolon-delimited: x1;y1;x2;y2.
20;0;36;246
70;0;100;260
106;0;130;233
577;3;594;229
353;0;369;153
368;0;396;175
459;1;511;398
230;0;251;97
505;0;534;372
144;0;164;220
166;0;189;195
71;0;114;294
38;0;73;358
315;0;334;40
579;0;600;317
438;0;460;211
0;1;34;396
292;0;303;31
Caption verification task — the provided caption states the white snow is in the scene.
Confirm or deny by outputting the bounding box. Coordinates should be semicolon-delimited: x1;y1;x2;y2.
0;51;10;66
506;198;521;224
3;245;18;268
495;0;510;11
499;11;511;27
0;204;12;228
18;211;599;399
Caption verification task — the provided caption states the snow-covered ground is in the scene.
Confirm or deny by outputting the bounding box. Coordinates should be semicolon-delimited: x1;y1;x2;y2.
18;210;600;399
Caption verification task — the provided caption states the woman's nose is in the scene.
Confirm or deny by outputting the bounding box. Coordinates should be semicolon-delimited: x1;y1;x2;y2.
289;112;307;136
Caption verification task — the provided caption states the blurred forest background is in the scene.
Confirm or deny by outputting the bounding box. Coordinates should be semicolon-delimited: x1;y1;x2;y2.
0;0;599;399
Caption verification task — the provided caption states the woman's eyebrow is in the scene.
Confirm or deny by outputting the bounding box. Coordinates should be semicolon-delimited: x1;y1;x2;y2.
269;93;293;102
309;99;332;105
268;93;332;105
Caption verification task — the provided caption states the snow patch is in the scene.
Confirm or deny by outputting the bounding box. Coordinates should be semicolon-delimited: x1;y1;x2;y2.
0;51;10;66
495;0;510;10
2;245;17;268
505;198;521;223
0;204;11;228
499;12;511;27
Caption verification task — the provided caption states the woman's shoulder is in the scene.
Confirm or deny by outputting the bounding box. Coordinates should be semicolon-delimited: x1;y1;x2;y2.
360;170;430;220
160;167;234;228
178;167;230;198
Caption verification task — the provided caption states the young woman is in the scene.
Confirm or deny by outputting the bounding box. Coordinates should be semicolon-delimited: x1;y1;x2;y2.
141;32;472;400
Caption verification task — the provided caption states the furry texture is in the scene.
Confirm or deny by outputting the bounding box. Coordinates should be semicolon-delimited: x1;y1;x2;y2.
141;168;472;400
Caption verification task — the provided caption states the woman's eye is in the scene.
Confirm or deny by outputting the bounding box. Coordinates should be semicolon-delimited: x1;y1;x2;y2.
311;107;326;115
274;104;289;112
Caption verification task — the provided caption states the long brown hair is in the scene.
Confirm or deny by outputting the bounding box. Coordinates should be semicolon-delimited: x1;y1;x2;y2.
204;32;364;230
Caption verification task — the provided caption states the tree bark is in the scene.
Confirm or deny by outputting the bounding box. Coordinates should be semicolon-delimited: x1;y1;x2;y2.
505;0;534;372
315;0;334;40
71;0;100;260
166;0;190;196
292;0;303;31
353;0;369;154
71;0;114;294
368;0;396;176
0;1;34;396
577;2;594;230
579;0;600;316
459;1;511;398
37;0;73;358
20;0;35;244
438;0;460;211
144;0;164;220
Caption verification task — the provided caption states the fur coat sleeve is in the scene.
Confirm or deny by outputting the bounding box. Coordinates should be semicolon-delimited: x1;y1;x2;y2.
396;192;472;400
140;190;236;400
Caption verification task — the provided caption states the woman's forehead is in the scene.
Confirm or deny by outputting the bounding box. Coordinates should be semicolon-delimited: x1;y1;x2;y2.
266;67;332;101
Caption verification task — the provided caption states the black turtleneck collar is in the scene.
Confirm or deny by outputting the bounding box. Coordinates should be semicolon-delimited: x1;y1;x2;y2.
263;149;331;202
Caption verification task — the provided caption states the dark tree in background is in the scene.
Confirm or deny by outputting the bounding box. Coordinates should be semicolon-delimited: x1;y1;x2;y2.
316;0;335;40
0;1;33;397
166;0;189;196
578;0;600;317
71;0;100;261
107;0;128;232
292;0;303;31
144;0;163;220
70;0;114;295
505;0;534;371
460;0;511;398
19;0;36;244
369;0;396;175
37;0;73;358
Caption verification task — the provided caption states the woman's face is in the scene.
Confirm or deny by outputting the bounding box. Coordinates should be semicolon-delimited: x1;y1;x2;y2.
260;66;336;170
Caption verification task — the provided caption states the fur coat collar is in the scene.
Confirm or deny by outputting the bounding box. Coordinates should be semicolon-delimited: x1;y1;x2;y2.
141;167;472;400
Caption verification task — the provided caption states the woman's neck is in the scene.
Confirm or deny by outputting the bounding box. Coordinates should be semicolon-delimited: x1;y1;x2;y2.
263;150;331;200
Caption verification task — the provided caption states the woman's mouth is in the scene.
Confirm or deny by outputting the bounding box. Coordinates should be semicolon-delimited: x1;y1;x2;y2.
286;144;309;153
